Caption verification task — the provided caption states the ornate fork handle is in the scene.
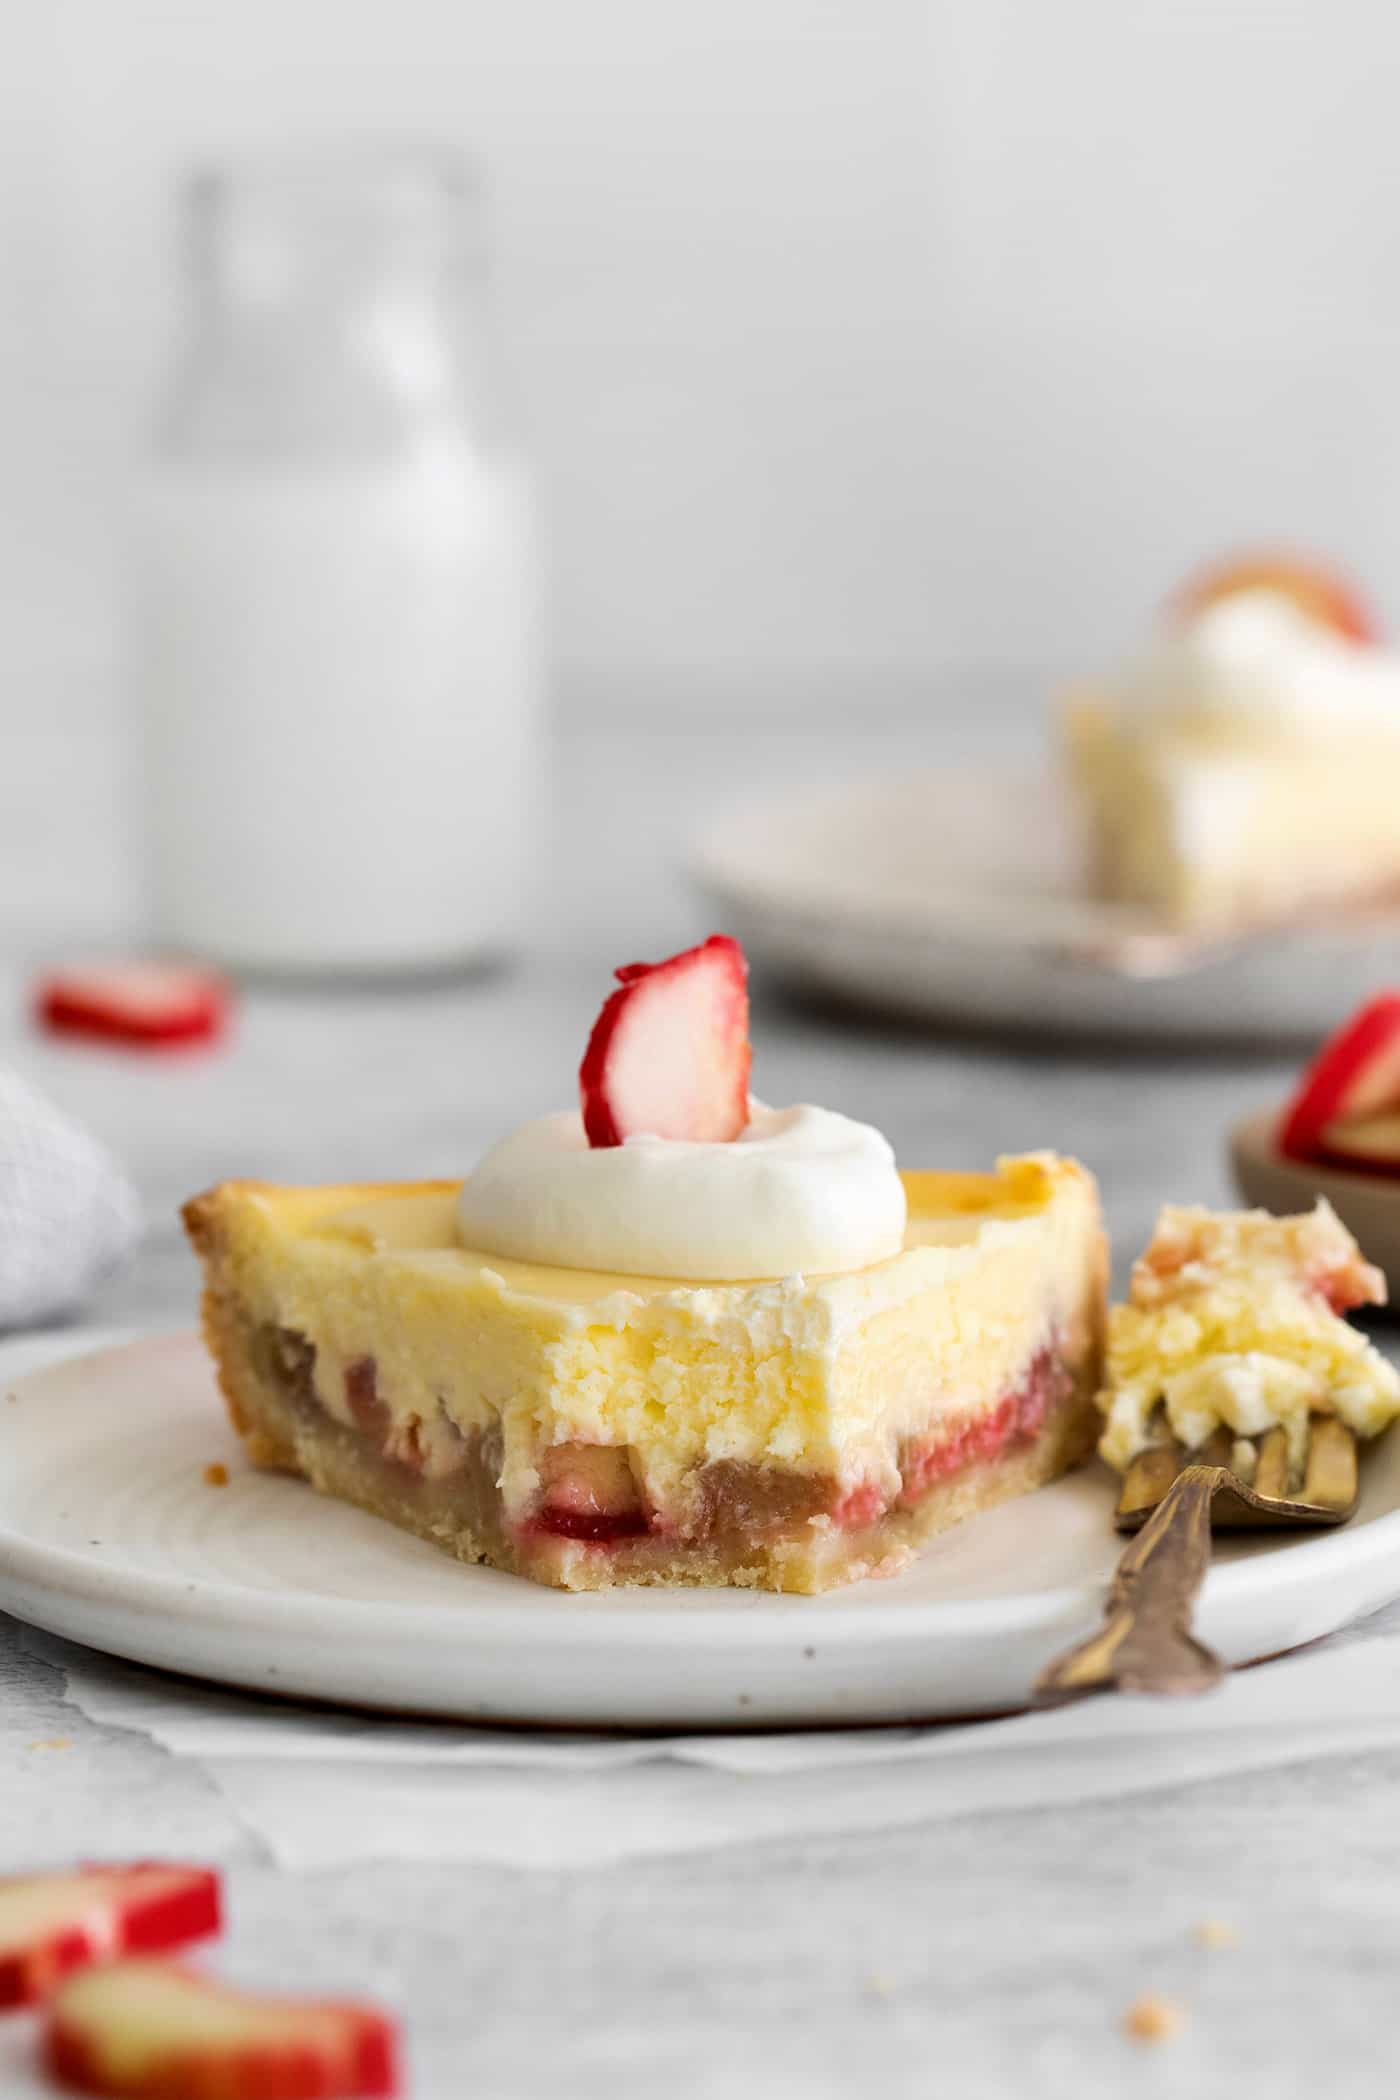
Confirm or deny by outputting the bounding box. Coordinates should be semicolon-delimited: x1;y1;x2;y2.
1034;1465;1232;1703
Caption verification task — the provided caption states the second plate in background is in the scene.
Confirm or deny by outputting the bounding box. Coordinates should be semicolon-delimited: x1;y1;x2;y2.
693;767;1400;1046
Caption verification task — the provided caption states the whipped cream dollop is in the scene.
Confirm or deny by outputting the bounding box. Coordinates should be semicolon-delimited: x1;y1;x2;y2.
1118;588;1400;733
455;1103;908;1281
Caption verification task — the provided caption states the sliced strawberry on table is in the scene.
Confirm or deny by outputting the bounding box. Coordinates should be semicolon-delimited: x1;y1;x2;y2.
43;1960;399;2099
1278;992;1400;1165
35;962;230;1049
579;933;752;1148
1172;550;1378;644
0;1866;220;2011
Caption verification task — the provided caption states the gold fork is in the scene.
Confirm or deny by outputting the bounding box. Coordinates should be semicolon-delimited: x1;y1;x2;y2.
1034;1418;1358;1703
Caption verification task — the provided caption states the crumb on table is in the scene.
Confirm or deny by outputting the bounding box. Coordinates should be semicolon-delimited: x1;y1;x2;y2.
27;1737;71;1752
203;1461;230;1487
1124;1993;1185;2044
1195;1918;1239;1950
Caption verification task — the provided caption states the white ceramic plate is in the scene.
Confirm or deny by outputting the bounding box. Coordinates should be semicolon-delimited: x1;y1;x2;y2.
692;766;1400;1043
4;1333;1400;1727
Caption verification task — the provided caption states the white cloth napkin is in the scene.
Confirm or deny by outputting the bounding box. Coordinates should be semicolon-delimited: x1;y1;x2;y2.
0;1070;140;1327
30;1617;1400;1871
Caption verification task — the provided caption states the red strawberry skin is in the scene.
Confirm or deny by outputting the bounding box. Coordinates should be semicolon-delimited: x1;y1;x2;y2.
1278;992;1400;1165
43;1962;398;2099
35;964;229;1050
0;1865;220;2011
579;935;752;1149
1173;550;1378;645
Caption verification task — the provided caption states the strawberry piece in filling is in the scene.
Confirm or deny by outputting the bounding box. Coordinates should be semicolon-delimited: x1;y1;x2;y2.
894;1347;1069;1514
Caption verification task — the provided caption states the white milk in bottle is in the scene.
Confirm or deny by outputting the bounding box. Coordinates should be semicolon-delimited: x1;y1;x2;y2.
131;149;539;974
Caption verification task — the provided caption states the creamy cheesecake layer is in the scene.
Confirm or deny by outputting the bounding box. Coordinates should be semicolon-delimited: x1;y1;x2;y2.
186;1154;1106;1589
1099;1200;1400;1475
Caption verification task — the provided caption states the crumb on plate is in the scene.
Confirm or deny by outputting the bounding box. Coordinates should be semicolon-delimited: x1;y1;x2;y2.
1195;1918;1239;1950
203;1461;230;1487
1124;1993;1184;2044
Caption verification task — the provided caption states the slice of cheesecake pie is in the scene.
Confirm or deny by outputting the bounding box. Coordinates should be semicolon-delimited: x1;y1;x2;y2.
1063;552;1400;935
185;938;1107;1592
185;1154;1106;1594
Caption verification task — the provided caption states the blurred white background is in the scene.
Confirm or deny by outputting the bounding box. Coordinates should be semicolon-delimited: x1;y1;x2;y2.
6;0;1400;726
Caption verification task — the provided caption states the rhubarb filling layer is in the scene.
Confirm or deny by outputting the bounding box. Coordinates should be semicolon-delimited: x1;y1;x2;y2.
228;1317;1096;1593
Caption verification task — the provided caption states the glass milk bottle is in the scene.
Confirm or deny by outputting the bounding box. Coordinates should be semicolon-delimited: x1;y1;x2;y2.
132;149;539;974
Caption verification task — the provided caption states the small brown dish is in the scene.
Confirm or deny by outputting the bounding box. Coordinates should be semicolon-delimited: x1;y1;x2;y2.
1231;1106;1400;1300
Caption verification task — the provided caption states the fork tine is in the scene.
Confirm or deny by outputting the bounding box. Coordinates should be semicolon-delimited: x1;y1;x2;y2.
1303;1418;1358;1513
1116;1443;1183;1523
1253;1426;1290;1501
1115;1414;1361;1534
1198;1426;1235;1469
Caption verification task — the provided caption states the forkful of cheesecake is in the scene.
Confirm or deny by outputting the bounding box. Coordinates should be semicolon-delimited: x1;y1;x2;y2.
1037;1201;1400;1702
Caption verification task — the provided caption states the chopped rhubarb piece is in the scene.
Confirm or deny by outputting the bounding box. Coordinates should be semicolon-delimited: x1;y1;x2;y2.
43;1960;398;2099
1172;550;1378;644
343;1359;388;1439
579;934;751;1148
0;1866;219;2011
1278;993;1400;1165
36;963;229;1050
535;1443;647;1542
383;1416;428;1472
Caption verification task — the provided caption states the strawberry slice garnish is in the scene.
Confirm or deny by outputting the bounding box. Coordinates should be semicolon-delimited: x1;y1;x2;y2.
579;934;751;1148
1173;551;1378;645
1278;992;1400;1166
43;1959;399;2098
35;963;230;1050
0;1865;220;2011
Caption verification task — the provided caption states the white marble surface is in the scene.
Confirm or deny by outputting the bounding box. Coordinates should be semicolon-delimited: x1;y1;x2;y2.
4;702;1394;2097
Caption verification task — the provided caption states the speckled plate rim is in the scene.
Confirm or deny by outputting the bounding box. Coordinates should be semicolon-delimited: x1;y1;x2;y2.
4;1331;1400;1725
